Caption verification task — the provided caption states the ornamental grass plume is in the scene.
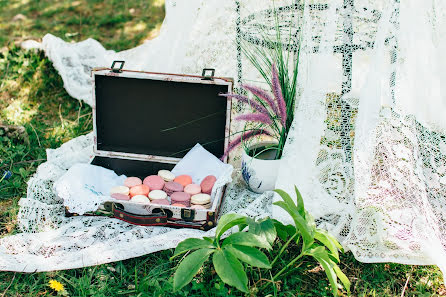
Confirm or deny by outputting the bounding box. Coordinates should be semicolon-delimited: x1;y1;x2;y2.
234;113;272;125
232;6;301;160
241;84;280;121
219;93;269;116
221;129;271;160
271;64;287;126
220;64;288;159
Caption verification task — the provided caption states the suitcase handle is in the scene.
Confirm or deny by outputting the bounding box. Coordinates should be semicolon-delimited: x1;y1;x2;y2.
111;203;168;226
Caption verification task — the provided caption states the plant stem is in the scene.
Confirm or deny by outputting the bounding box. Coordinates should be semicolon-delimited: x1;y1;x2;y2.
260;252;304;292
272;252;304;281
270;232;298;267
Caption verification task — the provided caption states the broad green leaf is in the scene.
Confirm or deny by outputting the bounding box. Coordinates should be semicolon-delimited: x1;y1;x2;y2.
294;185;305;217
213;248;249;293
173;248;214;292
307;247;340;297
286;224;298;237
316;256;339;297
304;210;317;231
314;230;340;263
172;238;215;258
225;245;271;269
333;264;350;293
248;218;276;246
305;245;326;257
320;229;343;251
273;219;289;242
274;201;314;247
273;219;298;241
221;232;271;250
203;237;214;243
274;189;297;212
238;223;248;232
215;214;247;240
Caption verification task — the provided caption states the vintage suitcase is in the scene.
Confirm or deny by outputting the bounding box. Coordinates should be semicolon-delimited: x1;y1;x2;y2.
78;61;233;230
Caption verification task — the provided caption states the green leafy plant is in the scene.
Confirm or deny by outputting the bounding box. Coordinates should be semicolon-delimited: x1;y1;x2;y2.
271;186;351;296
171;214;275;293
171;186;350;296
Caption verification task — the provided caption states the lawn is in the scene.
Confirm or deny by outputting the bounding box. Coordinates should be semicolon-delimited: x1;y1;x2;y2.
0;0;444;296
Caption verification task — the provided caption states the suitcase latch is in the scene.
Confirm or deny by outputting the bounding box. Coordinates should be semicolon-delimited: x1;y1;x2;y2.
201;68;215;81
181;208;195;222
111;60;125;73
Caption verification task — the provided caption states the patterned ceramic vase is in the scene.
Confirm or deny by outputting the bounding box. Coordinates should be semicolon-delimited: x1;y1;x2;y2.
241;142;281;194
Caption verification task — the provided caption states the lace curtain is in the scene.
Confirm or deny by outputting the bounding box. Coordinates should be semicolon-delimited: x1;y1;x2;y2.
273;0;446;273
1;0;446;277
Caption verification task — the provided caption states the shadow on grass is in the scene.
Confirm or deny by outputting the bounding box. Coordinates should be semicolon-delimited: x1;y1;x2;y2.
0;0;165;51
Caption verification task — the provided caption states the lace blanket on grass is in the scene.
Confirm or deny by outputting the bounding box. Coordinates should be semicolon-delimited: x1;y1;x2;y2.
0;133;270;272
1;0;446;276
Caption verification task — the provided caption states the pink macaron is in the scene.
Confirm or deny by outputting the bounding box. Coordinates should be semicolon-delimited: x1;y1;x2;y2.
200;175;216;194
129;184;150;198
111;193;130;201
163;181;184;196
151;199;170;206
184;183;201;195
143;175;165;191
124;177;142;188
170;192;191;207
191;204;206;210
174;175;193;187
171;203;185;208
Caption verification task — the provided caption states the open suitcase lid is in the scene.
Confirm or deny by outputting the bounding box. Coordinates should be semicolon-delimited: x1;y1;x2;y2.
92;63;233;164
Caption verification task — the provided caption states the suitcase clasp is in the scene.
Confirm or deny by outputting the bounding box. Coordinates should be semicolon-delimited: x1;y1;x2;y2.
111;60;125;73
181;208;195;222
201;68;215;80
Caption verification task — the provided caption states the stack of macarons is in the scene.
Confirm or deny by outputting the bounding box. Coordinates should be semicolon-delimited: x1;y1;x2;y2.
109;170;217;210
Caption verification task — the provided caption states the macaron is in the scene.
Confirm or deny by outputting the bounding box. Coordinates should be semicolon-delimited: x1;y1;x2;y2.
184;184;201;195
111;193;130;201
171;203;185;208
170;192;191;207
163;181;183;196
131;195;150;204
174;175;192;187
200;175;217;194
110;185;130;196
191;193;211;208
191;204;206;210
129;184;150;198
158;170;175;182
124;177;142;188
151;199;170;206
143;175;165;190
148;189;168;201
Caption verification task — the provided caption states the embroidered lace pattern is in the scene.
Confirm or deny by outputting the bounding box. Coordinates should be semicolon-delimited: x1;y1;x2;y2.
1;0;446;276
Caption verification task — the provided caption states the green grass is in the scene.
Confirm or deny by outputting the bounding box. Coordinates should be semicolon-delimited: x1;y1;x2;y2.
0;0;445;296
0;0;165;51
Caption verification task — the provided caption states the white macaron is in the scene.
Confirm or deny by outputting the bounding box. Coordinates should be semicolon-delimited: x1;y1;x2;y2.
158;170;175;182
148;190;168;201
190;193;211;207
131;195;150;204
110;185;130;196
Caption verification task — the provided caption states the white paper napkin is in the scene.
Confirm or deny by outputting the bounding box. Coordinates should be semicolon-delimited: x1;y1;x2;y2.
171;143;233;184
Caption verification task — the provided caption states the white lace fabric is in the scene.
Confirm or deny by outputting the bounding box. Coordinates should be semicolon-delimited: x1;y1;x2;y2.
1;0;446;277
0;132;270;272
